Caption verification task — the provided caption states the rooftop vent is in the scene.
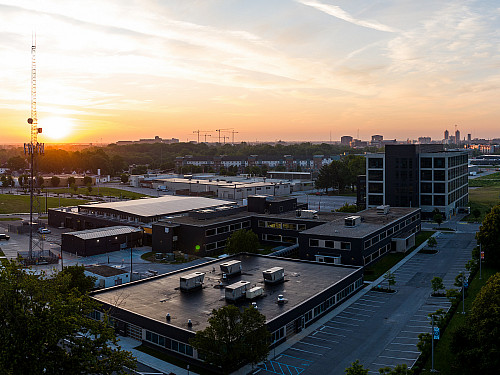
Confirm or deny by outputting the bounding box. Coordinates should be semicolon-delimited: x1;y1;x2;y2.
263;267;285;284
220;260;242;278
180;272;205;292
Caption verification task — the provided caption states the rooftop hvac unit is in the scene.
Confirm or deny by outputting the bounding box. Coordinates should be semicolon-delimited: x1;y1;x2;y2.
376;205;390;215
246;286;263;299
220;260;242;277
180;272;205;292
263;267;285;284
225;281;250;301
296;209;318;219
344;216;361;227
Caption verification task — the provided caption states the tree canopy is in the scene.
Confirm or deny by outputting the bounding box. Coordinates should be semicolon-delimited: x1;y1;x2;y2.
315;155;365;193
0;262;136;374
450;272;500;374
476;204;500;267
225;229;260;254
190;305;270;374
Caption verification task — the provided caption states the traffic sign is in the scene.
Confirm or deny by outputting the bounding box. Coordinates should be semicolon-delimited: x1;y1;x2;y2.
464;280;469;288
481;251;485;260
433;327;440;340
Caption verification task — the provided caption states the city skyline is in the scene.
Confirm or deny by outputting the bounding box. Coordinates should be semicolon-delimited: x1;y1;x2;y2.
1;0;499;144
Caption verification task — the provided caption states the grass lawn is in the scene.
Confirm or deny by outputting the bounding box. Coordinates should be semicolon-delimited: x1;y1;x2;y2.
0;194;88;214
0;217;22;221
420;266;499;374
465;186;500;222
468;172;500;187
364;231;435;281
47;186;148;199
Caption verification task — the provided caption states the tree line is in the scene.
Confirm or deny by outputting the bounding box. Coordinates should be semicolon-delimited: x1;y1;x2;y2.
1;142;376;176
314;154;366;193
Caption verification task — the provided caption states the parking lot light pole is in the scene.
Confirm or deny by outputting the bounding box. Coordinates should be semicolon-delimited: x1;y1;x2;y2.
461;273;465;314
431;314;435;372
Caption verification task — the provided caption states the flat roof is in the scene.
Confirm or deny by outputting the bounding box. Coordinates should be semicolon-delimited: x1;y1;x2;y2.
79;196;235;218
92;254;359;332
85;265;129;277
301;207;419;237
64;226;141;240
158;178;289;188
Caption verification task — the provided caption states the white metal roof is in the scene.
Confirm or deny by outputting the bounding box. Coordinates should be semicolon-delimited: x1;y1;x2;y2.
66;226;141;240
79;195;235;218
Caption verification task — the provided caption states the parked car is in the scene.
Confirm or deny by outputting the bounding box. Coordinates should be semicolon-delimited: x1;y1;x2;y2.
37;228;51;234
0;233;10;240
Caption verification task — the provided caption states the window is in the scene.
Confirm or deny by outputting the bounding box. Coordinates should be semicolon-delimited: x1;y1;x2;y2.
206;242;217;251
421;170;433;180
217;226;229;234
434;158;445;168
434;195;445;206
205;229;216;236
341;242;351;250
283;223;297;230
242;221;250;228
368;183;383;193
266;222;282;229
310;239;319;247
298;224;306;231
434;183;445;193
368;158;383;169
258;220;265;228
421;195;432;205
368;170;384;181
365;239;371;248
434;170;445;181
421;183;432;193
421;157;432;168
325;240;335;248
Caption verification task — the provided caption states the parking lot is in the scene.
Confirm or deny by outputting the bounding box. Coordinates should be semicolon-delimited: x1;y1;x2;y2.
254;230;476;375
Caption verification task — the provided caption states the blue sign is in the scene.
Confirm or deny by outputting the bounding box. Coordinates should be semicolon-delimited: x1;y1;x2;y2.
433;327;440;340
464;280;469;288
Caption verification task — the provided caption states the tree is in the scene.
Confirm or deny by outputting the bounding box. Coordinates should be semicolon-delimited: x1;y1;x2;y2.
190;305;270;374
378;364;413;374
476;204;500;267
0;261;136;374
433;212;443;227
427;237;437;248
6;155;27;171
336;203;359;213
384;271;396;291
51;175;61;187
120;174;129;183
345;360;369;374
450;273;500;374
67;176;76;186
225;229;259;254
83;176;93;186
36;175;45;188
431;276;445;296
471;208;481;221
18;174;29;188
87;184;93;194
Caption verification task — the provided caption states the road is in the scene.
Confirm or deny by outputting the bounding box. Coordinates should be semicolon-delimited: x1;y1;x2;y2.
253;226;477;375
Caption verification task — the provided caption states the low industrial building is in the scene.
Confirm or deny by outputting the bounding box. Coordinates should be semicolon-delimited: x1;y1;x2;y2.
61;226;143;257
91;253;363;369
84;264;131;288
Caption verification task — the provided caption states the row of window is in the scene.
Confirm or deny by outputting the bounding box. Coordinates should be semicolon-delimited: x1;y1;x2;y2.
364;214;419;249
271;327;285;344
258;221;307;231
145;330;194;357
205;239;227;252
448;165;468;180
262;234;298;244
364;243;391;265
309;239;351;250
205;221;250;237
368;157;384;169
449;186;468;205
421;170;446;181
448;176;468;192
421;194;445;206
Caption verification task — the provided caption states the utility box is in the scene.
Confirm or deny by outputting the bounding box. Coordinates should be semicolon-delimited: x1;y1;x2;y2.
180;272;205;292
263;267;285;284
296;209;318;219
220;260;242;277
225;281;250;301
376;205;390;215
246;286;263;299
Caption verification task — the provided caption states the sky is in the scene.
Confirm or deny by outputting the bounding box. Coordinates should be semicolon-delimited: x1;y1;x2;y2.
1;0;500;144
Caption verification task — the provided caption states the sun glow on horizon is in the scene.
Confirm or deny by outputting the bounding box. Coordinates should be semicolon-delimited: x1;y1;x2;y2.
38;117;74;141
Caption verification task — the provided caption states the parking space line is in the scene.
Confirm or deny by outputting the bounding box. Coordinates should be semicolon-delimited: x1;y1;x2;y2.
325;321;359;327
346;306;375;313
336;316;365;322
384;349;420;354
288;347;323;356
296;341;331;349
306;336;339;344
341;311;371;317
315;330;346;337
322;325;354;332
379;355;417;361
353;302;380;308
389;343;417;346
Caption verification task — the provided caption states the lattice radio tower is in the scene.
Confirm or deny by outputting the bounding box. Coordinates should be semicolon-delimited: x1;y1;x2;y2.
24;34;45;260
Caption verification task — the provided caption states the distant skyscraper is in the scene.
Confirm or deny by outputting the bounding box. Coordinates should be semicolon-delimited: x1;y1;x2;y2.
444;129;449;140
455;129;460;144
467;133;472;142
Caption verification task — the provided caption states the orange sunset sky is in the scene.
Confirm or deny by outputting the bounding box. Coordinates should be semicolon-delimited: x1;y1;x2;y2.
1;0;499;144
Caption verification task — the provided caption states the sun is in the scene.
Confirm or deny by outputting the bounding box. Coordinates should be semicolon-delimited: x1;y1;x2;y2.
38;117;74;141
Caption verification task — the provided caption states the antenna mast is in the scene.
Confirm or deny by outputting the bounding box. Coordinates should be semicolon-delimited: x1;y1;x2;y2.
24;34;45;262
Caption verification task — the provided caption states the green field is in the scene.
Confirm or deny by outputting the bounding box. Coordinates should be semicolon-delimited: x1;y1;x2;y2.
0;194;88;214
468;172;500;187
467;186;500;221
47;186;148;199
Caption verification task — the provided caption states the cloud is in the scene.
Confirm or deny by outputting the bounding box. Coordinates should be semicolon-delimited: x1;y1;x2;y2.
296;0;398;33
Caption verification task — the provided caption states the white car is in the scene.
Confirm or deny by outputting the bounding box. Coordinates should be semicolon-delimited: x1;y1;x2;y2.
38;228;51;234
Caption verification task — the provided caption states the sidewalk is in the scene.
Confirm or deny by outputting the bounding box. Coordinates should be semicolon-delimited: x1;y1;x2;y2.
118;336;197;375
233;233;438;375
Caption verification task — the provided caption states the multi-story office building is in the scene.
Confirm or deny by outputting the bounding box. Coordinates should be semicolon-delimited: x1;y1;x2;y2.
365;144;468;219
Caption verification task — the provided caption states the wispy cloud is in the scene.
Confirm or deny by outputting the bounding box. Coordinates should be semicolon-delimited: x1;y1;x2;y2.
296;0;398;33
